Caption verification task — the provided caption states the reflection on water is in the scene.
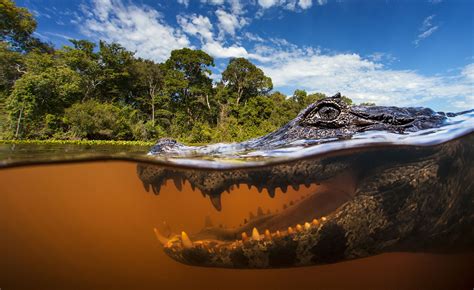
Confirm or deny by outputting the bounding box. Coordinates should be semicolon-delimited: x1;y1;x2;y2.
0;162;473;289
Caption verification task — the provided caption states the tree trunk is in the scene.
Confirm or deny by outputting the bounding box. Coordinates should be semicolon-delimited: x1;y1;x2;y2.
151;102;155;126
15;106;23;139
236;86;243;105
205;94;211;110
149;81;157;126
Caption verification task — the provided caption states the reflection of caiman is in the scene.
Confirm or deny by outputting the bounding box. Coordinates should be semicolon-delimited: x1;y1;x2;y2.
137;93;474;268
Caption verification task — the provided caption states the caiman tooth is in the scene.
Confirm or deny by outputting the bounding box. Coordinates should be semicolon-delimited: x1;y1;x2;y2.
142;182;150;192
190;183;196;191
257;206;264;217
153;228;169;245
151;184;161;195
292;184;300;191
267;187;275;198
257;185;263;193
281;185;288;193
247;184;252;190
171;176;183;191
252;228;260;241
204;215;213;228
181;231;193;248
209;194;222;211
249;211;255;220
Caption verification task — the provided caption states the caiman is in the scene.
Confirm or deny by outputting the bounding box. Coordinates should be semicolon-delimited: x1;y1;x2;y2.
137;93;474;268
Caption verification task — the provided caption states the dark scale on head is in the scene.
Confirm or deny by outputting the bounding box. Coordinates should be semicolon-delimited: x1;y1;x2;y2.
310;222;348;264
230;247;249;267
267;238;299;267
180;248;212;265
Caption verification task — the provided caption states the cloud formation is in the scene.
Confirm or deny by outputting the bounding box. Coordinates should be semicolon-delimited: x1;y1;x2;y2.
255;0;317;10
81;0;189;62
259;50;473;110
215;9;248;37
414;14;439;47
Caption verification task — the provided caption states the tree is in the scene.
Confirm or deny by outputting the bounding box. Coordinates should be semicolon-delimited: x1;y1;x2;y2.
59;40;104;101
96;41;135;102
0;41;23;95
6;51;82;138
165;48;215;124
222;57;273;105
64;100;129;140
133;59;168;126
0;0;51;52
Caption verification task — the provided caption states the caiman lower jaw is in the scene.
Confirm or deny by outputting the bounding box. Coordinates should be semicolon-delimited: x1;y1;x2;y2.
153;171;357;268
155;216;331;268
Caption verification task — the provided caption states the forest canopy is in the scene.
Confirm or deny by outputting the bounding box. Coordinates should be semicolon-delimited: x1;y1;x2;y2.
0;0;356;143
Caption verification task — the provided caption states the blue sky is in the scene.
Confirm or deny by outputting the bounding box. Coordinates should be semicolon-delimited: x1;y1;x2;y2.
17;0;474;111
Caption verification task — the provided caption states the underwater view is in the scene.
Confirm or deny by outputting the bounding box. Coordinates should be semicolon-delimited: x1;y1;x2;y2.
1;100;473;289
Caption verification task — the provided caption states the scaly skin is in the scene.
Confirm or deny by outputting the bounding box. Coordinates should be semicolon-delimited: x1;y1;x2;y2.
138;94;474;268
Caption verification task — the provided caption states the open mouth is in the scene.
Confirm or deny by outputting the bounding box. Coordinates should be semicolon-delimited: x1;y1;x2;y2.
138;161;357;268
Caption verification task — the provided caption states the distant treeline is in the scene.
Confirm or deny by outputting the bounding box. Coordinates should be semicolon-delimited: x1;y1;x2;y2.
0;0;359;143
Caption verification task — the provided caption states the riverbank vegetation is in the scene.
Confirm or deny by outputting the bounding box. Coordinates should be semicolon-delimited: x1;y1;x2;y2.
1;0;356;144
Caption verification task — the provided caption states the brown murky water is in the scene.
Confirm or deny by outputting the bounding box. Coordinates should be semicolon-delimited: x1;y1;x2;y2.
1;161;473;289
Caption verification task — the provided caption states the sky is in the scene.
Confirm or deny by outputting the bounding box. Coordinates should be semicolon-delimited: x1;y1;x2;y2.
17;0;474;111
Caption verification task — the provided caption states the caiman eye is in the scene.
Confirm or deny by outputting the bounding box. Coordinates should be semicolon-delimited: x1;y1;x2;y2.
316;105;340;121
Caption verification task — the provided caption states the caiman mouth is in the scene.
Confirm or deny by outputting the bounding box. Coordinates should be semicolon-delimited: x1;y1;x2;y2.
138;161;358;268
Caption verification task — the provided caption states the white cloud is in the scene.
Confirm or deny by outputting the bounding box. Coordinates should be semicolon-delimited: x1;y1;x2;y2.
258;0;279;9
177;0;189;8
80;0;189;62
177;14;214;42
201;0;225;5
202;41;250;58
461;63;474;81
257;0;322;10
44;32;73;40
215;9;247;36
259;50;473;110
414;14;439;47
298;0;312;9
177;13;256;60
228;0;244;14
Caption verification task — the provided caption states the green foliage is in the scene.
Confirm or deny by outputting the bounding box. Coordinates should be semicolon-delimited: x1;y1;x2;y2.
0;41;23;94
6;51;82;138
64;100;139;140
0;0;51;52
222;57;273;105
0;139;154;146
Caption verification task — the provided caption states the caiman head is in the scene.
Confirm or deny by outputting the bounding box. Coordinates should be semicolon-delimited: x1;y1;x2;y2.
138;94;473;268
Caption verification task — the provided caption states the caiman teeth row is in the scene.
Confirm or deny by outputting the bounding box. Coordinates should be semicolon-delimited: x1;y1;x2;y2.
146;176;315;211
153;216;328;250
239;217;328;242
242;218;326;242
